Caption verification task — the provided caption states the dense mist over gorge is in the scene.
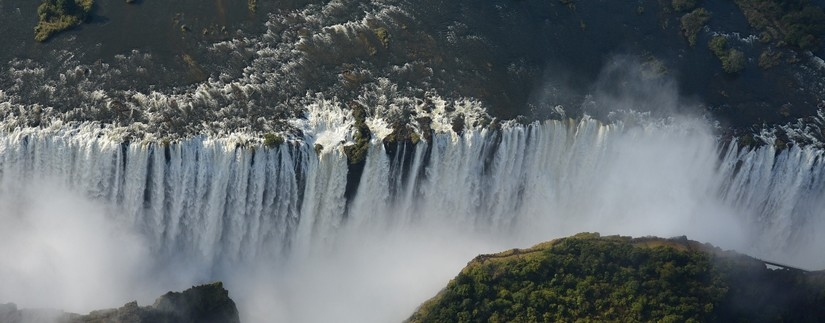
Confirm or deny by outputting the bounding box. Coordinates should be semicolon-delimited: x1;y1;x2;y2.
2;103;825;322
0;183;156;311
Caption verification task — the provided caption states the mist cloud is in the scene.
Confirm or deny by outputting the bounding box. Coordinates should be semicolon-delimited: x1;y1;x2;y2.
0;54;817;323
0;181;155;312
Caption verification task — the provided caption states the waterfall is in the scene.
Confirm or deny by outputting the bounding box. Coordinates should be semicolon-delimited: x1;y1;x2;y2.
1;117;824;321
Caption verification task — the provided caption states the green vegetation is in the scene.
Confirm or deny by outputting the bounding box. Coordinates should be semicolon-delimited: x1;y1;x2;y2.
373;27;390;49
709;35;728;54
722;49;746;73
709;36;746;74
733;0;825;50
641;56;669;79
416;116;434;143
672;0;699;12
680;8;712;46
774;138;788;150
781;5;825;49
758;48;783;69
408;233;825;323
343;102;371;164
383;124;421;146
738;133;758;148
34;0;94;42
35;282;243;323
263;133;284;148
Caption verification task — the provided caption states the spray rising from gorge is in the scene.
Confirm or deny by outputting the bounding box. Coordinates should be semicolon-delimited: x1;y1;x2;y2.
1;105;825;322
2;0;825;322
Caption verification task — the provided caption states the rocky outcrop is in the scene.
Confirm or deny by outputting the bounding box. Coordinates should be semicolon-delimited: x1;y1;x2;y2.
148;282;240;323
1;282;239;323
0;303;22;323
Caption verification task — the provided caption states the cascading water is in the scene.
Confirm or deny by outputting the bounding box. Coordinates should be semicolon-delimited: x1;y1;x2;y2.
3;0;825;321
1;111;824;322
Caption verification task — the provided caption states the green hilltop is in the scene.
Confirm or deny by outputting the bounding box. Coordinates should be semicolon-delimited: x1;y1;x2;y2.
408;233;825;323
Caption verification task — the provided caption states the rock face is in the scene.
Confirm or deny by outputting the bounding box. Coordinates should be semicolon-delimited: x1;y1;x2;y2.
149;282;241;323
1;282;240;323
0;303;21;323
408;233;825;322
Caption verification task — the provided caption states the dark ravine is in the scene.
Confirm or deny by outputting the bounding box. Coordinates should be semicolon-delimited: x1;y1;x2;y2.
0;282;240;323
408;233;825;322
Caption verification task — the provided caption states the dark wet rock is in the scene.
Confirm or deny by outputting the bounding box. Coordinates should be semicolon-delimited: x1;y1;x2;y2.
0;282;239;323
0;303;21;323
451;114;465;136
344;102;372;165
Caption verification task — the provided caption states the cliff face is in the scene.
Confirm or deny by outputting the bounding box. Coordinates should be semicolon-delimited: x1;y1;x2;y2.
0;282;240;323
147;282;241;323
408;233;825;323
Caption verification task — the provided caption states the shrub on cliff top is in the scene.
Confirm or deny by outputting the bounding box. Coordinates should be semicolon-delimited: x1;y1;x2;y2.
34;0;94;42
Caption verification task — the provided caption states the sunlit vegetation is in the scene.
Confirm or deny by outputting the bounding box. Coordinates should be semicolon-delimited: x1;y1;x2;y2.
709;36;746;74
373;27;390;49
343;102;371;164
408;233;825;323
34;0;94;42
248;0;257;13
383;124;421;146
680;8;712;46
733;0;825;50
758;48;783;69
263;133;284;148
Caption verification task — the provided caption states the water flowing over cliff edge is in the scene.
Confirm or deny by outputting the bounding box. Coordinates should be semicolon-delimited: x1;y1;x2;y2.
3;0;825;321
1;108;824;322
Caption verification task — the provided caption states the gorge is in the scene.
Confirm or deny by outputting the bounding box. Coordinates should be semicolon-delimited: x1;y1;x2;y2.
2;110;825;322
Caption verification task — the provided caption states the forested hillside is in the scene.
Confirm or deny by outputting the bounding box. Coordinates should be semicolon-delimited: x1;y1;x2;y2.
409;233;825;323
